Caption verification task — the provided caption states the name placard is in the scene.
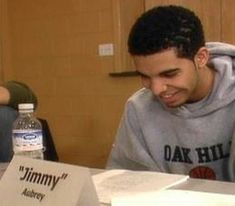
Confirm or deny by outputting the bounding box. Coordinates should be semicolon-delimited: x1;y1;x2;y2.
0;156;99;206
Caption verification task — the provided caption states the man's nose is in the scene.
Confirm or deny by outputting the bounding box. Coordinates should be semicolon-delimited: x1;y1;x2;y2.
150;78;167;96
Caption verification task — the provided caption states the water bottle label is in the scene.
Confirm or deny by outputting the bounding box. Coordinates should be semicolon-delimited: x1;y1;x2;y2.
12;129;43;151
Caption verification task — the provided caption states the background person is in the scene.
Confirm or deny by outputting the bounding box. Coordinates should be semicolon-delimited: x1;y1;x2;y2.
0;80;37;162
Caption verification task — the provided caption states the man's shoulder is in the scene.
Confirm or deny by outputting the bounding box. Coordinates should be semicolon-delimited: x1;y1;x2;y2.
126;88;160;110
0;105;17;128
0;105;17;115
0;105;17;113
128;88;153;101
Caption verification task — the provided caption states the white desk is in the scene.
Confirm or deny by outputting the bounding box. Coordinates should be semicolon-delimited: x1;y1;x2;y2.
1;164;235;205
0;163;8;179
172;177;235;195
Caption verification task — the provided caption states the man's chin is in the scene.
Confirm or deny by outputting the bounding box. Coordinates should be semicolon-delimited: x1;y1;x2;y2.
166;103;182;108
164;100;185;108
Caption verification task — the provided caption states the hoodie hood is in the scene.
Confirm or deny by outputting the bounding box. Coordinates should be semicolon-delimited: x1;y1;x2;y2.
206;42;235;56
170;42;235;118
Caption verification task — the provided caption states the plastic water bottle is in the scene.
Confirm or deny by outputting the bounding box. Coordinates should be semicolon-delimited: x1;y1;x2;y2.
12;103;44;159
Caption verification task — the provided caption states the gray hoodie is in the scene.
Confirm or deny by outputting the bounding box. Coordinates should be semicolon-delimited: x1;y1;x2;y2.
106;42;235;182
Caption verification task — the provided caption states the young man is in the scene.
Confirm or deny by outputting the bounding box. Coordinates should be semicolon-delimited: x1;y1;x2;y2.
0;80;37;162
106;5;235;182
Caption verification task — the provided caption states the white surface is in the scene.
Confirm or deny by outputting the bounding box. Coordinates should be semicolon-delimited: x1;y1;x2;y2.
112;189;235;206
92;169;188;204
0;156;99;206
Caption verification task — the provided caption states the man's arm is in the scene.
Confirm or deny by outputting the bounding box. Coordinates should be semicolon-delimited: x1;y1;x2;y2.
106;101;159;171
0;106;17;162
0;81;38;109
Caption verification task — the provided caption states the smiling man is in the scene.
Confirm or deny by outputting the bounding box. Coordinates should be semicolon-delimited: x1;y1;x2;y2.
134;47;214;108
106;5;235;182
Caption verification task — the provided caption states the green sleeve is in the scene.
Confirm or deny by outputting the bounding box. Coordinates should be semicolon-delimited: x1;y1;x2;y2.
2;80;38;110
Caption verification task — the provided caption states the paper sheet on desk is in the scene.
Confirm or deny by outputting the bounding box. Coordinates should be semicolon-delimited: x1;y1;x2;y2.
112;189;235;206
92;169;188;205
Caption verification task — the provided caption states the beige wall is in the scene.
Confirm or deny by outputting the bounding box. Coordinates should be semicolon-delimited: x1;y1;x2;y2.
1;0;141;168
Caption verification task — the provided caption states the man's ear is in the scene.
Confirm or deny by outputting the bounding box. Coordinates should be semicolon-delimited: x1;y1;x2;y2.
194;47;209;68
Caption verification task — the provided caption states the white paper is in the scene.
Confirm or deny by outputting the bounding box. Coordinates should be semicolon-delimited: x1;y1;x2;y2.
92;169;188;204
112;189;235;206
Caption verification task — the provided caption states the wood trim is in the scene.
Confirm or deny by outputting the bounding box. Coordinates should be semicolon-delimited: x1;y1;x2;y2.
111;0;145;74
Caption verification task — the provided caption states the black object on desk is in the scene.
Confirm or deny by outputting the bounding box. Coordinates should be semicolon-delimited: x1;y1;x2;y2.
39;118;59;162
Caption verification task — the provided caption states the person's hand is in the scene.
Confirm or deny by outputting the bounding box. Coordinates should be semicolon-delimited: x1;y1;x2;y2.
0;86;10;105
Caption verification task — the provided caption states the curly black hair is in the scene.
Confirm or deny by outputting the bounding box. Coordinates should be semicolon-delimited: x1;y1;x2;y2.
128;5;205;59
